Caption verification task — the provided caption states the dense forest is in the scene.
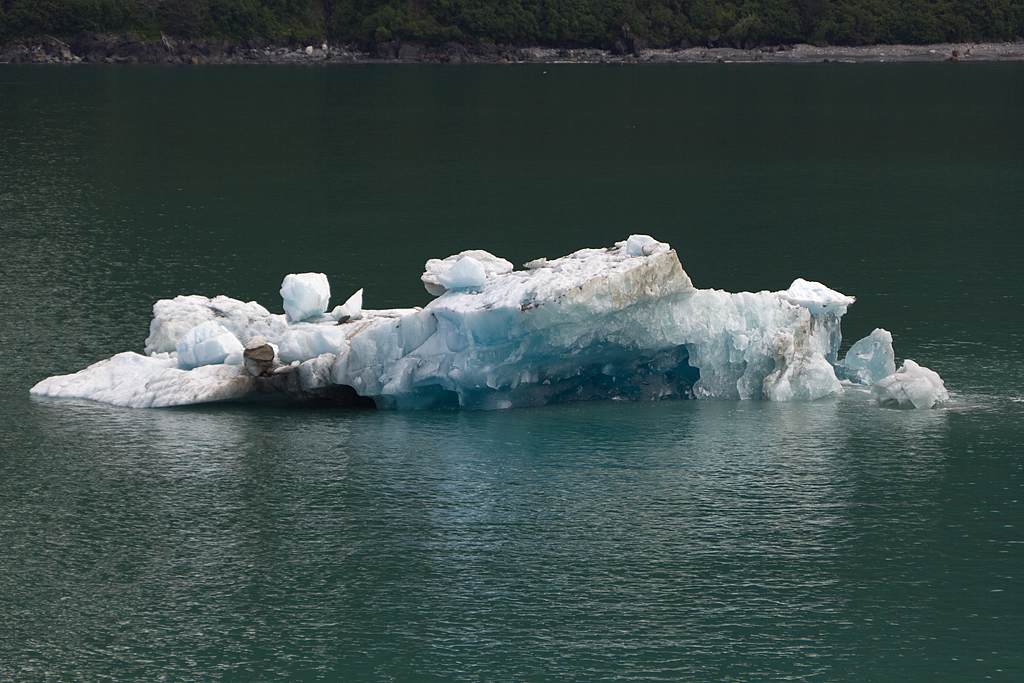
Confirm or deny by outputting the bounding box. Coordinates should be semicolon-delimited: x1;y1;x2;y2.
1;0;1022;48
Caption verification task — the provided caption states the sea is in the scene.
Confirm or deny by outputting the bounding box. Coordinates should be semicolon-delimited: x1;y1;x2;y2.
1;63;1022;681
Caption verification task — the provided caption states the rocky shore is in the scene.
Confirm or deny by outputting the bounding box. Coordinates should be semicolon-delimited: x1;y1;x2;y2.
3;31;1024;65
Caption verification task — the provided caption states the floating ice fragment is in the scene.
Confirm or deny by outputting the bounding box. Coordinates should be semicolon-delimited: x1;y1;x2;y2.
175;321;244;370
280;272;330;322
871;360;949;409
836;328;896;385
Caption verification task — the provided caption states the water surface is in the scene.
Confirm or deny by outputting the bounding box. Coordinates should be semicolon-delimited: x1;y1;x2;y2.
1;63;1022;681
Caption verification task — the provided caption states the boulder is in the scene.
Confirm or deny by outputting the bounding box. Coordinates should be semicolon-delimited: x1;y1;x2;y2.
243;336;276;377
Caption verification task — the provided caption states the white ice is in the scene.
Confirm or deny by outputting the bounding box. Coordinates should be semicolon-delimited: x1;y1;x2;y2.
280;272;330;322
421;250;514;296
30;235;946;410
144;295;282;356
29;352;254;408
776;278;855;315
330;288;364;321
437;256;487;290
871;359;949;409
175;320;244;370
624;234;669;257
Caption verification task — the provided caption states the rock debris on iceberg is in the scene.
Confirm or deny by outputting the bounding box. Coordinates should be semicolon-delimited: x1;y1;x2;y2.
30;236;948;410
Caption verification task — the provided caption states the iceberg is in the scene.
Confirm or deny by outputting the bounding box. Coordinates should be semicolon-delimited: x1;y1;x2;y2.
30;236;946;410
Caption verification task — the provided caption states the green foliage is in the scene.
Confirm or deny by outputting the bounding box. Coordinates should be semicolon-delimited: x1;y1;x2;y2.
156;0;323;39
206;0;276;39
438;0;540;44
1;0;1022;46
2;0;149;38
158;0;208;38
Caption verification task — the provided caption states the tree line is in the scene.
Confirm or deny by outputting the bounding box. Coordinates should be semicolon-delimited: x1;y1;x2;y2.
2;0;1022;47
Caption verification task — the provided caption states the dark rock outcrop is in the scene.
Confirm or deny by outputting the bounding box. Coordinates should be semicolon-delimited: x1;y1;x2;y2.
373;40;399;60
397;42;425;60
254;364;376;408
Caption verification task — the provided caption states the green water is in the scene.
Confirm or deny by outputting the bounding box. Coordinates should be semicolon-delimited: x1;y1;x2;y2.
1;64;1022;681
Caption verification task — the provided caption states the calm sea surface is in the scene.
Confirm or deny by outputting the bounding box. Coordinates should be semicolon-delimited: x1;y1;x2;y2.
1;63;1022;681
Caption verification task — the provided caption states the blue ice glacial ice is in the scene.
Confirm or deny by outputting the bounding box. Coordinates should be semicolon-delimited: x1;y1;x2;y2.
834;328;896;385
30;236;946;410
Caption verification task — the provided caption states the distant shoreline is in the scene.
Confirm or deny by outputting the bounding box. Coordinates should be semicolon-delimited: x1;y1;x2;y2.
3;34;1024;65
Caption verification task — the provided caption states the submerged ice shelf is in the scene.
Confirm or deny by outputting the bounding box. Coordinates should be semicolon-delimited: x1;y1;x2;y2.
31;236;948;410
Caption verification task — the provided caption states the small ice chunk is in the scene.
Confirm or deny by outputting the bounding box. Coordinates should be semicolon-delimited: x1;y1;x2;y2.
277;325;350;364
280;273;330;323
624;234;669;257
437;256;487;290
331;288;364;321
175;321;244;370
838;328;896;385
422;250;513;295
776;278;856;315
871;360;949;409
144;295;278;356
